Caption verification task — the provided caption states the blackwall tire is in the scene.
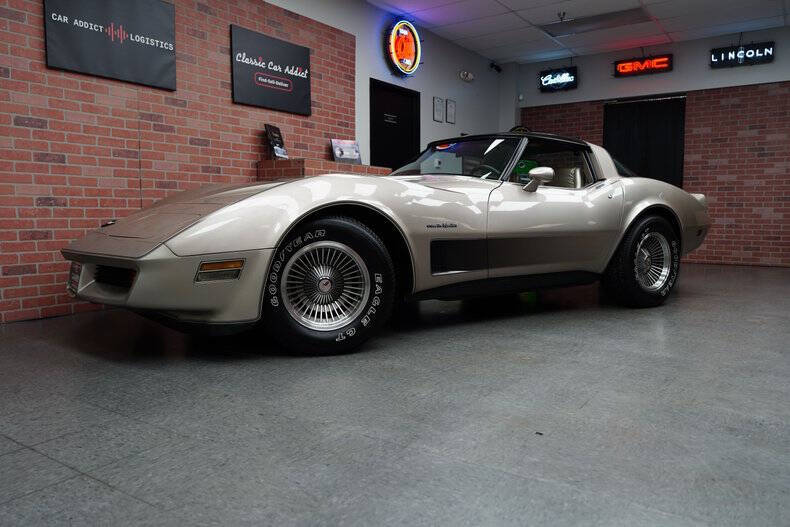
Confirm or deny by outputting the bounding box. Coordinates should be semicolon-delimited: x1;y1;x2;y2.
262;216;395;354
603;215;680;308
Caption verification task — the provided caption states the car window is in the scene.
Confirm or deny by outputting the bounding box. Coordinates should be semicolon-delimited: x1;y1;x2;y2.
391;138;520;179
510;138;594;188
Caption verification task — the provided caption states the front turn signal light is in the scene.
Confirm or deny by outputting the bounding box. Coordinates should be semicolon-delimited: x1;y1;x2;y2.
196;259;244;282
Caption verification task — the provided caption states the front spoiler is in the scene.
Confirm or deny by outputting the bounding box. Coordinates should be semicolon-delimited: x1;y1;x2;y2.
62;244;273;324
134;310;259;336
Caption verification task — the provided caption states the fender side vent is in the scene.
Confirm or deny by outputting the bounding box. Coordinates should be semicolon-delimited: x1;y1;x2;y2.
430;239;487;274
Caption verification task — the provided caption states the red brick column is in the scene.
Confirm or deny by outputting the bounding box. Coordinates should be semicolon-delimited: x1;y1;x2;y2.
520;82;790;267
257;159;391;180
0;1;357;322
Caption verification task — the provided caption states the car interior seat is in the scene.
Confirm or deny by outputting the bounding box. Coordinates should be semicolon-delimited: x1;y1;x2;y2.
548;167;582;188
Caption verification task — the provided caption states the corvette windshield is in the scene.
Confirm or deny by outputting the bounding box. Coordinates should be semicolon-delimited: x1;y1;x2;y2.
390;137;520;179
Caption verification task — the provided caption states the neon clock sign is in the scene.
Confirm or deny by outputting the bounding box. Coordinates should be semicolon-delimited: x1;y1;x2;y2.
614;54;673;77
387;20;421;75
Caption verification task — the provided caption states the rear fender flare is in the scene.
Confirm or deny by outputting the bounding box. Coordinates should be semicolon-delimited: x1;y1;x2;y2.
605;198;683;268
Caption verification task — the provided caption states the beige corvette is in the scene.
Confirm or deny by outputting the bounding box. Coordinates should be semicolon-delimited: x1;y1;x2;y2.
63;131;710;353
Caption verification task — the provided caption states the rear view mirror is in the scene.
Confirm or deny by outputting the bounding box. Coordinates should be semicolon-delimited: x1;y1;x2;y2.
523;166;554;192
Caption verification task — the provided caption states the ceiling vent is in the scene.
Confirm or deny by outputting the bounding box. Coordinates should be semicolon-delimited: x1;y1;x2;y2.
539;7;652;37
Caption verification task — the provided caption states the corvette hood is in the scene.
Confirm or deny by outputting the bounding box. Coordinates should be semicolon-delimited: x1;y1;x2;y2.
63;181;287;259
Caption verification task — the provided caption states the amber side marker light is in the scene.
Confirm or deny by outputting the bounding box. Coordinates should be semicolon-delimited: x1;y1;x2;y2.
196;259;244;282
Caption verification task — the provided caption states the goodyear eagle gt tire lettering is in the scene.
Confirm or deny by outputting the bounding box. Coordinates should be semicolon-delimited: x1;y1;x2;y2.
603;215;680;307
263;216;395;354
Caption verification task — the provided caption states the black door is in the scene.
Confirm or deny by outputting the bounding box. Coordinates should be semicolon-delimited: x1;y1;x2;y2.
603;96;685;187
370;78;420;169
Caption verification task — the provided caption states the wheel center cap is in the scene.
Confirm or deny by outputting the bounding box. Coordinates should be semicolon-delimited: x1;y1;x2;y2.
638;250;651;272
318;278;333;293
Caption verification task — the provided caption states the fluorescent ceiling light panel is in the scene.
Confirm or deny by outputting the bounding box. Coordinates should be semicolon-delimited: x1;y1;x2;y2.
539;7;652;37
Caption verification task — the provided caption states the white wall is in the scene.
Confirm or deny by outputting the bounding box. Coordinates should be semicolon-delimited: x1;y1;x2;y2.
497;62;520;132
516;26;790;108
267;0;502;164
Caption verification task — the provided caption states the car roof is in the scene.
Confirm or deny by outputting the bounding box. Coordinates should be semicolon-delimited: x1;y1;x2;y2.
427;131;589;148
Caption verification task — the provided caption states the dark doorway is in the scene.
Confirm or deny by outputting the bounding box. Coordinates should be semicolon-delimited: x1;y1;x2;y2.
603;96;686;187
370;78;420;169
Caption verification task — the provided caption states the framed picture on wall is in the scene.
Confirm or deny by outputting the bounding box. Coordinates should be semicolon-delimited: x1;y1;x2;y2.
446;99;456;124
230;25;311;115
433;96;444;122
43;0;176;90
330;139;362;164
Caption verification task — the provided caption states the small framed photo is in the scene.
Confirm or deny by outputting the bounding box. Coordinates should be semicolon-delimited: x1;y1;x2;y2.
433;96;444;122
330;138;361;165
445;99;456;124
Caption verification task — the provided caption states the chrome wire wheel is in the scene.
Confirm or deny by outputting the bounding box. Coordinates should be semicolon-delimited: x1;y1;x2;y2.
282;241;370;331
634;232;671;292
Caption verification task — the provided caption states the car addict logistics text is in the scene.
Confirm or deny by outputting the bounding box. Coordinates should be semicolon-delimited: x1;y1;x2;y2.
49;12;174;51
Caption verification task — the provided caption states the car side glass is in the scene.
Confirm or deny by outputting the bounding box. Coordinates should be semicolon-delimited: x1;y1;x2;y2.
513;159;538;184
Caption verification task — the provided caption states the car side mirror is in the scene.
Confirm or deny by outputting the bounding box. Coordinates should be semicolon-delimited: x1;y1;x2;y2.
522;166;554;192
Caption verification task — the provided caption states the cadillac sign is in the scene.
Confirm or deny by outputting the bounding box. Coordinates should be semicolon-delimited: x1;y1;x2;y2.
710;42;774;68
538;66;578;92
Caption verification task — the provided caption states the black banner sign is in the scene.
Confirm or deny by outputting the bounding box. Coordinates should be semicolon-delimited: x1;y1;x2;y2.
614;55;672;77
710;42;775;68
538;66;578;92
231;25;311;116
44;0;176;90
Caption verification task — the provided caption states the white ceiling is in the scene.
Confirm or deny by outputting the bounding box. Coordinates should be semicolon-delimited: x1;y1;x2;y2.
367;0;790;63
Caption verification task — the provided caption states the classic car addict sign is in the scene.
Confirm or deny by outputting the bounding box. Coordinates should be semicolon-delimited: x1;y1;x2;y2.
538;66;578;92
710;42;774;68
231;25;311;116
44;0;175;90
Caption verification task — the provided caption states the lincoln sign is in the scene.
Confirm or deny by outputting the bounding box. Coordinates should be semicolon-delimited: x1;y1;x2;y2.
710;42;775;68
44;0;176;90
231;25;311;116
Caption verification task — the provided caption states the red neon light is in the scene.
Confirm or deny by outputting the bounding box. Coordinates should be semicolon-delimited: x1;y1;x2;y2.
614;55;672;77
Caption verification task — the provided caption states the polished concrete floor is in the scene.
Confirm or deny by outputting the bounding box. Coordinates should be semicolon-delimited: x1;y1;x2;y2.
0;263;788;526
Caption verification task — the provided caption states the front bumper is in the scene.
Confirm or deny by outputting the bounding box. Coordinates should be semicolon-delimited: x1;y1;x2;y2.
63;244;273;325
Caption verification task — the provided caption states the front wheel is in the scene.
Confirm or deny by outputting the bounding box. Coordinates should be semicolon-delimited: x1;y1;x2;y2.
602;215;680;307
262;216;395;354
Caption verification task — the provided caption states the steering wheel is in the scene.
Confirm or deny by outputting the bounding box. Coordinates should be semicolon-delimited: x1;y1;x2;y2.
471;163;501;179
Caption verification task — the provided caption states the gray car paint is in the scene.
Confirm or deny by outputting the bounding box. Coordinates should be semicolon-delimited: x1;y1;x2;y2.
61;138;710;325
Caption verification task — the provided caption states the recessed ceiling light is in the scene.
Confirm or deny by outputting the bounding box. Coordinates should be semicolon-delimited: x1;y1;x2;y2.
539;7;651;37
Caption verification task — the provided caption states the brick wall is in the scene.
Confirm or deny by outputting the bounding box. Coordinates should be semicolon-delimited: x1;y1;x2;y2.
257;159;391;180
0;0;356;322
521;81;790;267
522;100;605;146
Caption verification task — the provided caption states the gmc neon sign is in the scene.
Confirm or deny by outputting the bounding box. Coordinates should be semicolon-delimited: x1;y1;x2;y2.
614;54;673;77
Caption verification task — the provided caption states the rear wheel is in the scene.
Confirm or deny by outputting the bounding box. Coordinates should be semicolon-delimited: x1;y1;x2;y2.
603;215;680;307
263;216;395;354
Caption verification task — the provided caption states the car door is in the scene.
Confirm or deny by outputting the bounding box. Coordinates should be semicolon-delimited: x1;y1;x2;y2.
486;137;624;278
